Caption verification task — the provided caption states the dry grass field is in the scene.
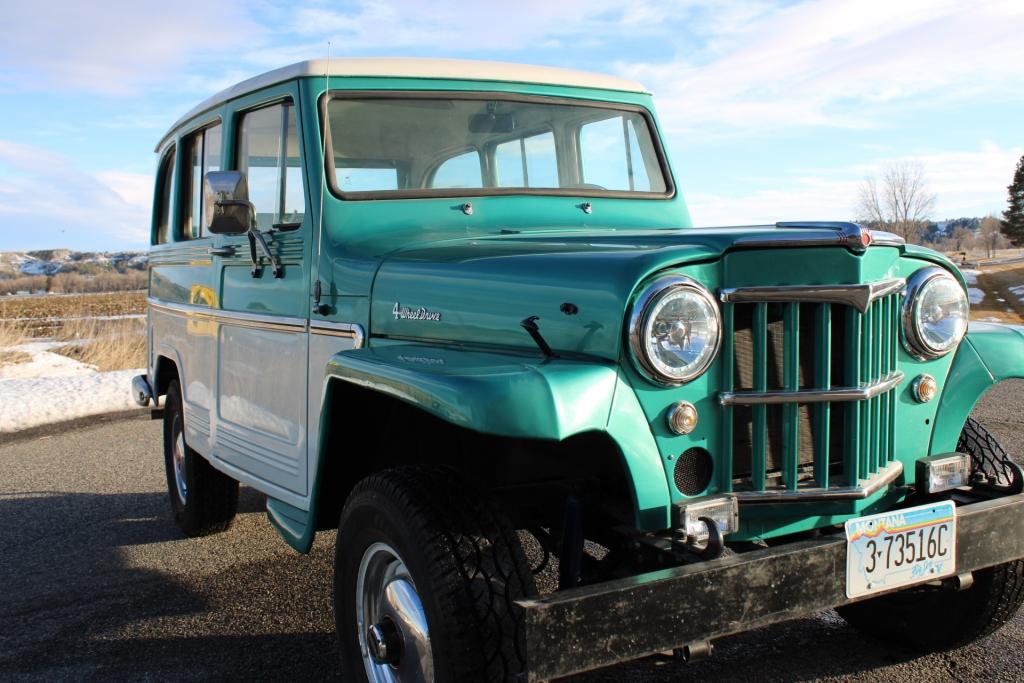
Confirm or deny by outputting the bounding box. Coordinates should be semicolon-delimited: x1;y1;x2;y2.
0;290;146;326
0;291;147;372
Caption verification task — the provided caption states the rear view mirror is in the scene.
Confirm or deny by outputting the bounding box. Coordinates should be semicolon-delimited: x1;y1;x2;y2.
469;112;516;134
205;171;254;235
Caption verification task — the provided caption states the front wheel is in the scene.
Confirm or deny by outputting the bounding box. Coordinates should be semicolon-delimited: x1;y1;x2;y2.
335;466;536;682
837;418;1024;651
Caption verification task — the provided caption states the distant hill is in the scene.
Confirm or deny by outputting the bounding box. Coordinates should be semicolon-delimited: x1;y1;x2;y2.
0;250;147;280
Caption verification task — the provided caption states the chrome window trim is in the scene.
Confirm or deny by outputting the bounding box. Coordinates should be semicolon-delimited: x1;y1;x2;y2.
734;461;904;503
627;275;722;386
719;371;904;406
901;266;968;361
719;278;905;314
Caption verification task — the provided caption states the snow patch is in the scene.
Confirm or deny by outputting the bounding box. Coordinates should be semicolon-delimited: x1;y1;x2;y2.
962;269;980;285
0;369;143;432
968;287;985;304
0;341;96;379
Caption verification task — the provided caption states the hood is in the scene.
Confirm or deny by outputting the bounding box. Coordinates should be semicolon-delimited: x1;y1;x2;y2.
368;224;942;360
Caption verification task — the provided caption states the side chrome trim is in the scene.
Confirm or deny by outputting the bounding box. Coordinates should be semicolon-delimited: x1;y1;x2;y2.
311;320;366;348
720;371;904;406
734;461;904;503
148;297;308;332
720;278;905;314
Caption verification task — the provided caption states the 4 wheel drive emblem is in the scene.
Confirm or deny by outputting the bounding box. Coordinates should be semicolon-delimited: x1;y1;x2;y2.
393;302;442;322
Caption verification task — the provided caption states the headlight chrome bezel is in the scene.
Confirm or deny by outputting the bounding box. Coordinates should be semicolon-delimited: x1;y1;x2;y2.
628;275;722;386
901;267;969;361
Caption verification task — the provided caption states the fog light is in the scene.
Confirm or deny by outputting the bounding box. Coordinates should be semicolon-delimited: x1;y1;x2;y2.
674;495;738;542
912;374;938;403
916;453;970;494
667;401;699;435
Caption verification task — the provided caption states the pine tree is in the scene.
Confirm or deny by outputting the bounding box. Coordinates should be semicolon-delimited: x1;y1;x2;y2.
1003;154;1024;246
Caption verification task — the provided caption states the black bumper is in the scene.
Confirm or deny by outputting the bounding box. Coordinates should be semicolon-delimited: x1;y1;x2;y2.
518;492;1024;681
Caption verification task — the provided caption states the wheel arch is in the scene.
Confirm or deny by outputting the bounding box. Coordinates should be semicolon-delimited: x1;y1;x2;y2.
302;345;673;550
930;323;1024;454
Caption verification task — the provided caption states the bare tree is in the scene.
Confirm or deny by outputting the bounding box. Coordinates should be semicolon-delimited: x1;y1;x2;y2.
978;215;1005;259
948;225;975;254
856;161;937;243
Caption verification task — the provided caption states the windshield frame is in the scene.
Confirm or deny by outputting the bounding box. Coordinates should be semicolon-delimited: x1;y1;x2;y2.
318;90;676;201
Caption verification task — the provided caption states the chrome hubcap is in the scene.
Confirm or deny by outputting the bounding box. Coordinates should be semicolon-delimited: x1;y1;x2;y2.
172;422;188;505
356;542;432;682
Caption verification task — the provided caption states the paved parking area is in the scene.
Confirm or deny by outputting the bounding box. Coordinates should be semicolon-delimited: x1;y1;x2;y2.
1;381;1023;681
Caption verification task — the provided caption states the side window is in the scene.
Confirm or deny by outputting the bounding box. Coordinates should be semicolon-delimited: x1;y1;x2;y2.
430;150;481;189
494;131;558;188
181;123;222;239
579;115;660;192
238;102;305;230
154;146;175;244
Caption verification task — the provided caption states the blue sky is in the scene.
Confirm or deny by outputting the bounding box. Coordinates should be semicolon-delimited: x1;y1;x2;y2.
0;0;1021;251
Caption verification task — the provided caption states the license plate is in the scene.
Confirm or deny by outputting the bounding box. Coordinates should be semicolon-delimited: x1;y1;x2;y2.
845;501;957;599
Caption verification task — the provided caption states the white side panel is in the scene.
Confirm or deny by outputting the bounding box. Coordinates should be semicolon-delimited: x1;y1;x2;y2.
216;324;308;495
149;305;214;455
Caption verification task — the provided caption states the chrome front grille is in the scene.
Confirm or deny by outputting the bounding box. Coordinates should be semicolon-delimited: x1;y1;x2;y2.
718;281;904;499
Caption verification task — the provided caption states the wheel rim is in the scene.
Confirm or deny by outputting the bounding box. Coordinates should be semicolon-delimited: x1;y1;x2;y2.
356;542;432;683
172;417;188;506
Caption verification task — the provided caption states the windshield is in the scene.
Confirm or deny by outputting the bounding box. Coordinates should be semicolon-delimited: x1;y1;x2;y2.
324;95;669;198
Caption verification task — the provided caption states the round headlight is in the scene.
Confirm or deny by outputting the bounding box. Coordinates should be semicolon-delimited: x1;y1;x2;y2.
629;276;721;384
902;267;968;360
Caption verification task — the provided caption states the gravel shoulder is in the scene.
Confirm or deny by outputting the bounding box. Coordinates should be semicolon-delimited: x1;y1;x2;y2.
1;381;1023;681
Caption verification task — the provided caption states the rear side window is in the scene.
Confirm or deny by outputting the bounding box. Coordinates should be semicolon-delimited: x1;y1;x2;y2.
238;101;305;230
494;131;558;188
181;123;222;239
154;146;176;244
431;150;481;189
579;115;660;192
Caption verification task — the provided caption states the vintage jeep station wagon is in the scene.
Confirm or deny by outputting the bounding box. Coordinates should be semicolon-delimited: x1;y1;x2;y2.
133;58;1024;681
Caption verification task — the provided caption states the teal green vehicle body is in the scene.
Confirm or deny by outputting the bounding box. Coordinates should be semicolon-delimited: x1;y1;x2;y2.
146;62;1024;555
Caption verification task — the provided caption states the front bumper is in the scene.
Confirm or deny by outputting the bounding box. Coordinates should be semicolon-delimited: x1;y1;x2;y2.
518;491;1024;681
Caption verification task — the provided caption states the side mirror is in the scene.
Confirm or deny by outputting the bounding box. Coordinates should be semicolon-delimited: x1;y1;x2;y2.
204;171;254;235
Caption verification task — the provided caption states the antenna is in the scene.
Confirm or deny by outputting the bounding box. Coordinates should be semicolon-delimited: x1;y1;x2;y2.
313;42;331;314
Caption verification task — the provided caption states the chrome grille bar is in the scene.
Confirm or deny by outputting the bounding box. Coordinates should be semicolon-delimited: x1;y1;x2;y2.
720;278;905;314
719;371;904;406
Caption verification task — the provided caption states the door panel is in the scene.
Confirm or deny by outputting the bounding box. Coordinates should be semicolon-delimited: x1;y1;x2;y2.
210;88;313;499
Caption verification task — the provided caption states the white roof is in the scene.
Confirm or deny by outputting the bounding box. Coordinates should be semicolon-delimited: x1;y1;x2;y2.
157;58;648;151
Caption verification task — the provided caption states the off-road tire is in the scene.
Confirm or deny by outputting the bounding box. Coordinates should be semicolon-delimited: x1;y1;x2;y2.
163;379;238;536
335;466;537;683
837;419;1024;652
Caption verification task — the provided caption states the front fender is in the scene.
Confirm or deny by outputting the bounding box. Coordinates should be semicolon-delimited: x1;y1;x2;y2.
321;344;672;529
931;323;1024;453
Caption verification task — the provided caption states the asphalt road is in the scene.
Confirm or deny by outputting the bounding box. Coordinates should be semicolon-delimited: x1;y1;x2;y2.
2;382;1024;682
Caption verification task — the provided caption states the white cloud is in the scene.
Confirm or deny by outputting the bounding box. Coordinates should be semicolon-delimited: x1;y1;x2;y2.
0;141;150;247
0;1;257;94
620;0;1024;135
685;143;1023;226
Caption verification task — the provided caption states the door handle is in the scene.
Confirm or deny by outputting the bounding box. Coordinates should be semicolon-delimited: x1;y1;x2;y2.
208;246;235;257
